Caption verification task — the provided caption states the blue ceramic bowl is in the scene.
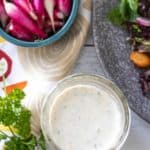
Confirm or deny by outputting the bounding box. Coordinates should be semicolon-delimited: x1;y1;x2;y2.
0;1;79;47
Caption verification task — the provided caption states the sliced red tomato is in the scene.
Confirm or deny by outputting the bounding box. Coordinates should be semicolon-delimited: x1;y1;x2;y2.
0;50;12;81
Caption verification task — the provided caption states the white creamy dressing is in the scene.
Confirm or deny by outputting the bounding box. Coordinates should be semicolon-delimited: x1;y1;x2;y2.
50;85;125;150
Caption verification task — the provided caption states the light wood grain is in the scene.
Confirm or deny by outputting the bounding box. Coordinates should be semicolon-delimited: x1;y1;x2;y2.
72;46;104;75
85;28;94;46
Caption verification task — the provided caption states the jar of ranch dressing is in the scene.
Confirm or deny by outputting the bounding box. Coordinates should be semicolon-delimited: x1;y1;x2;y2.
41;74;131;150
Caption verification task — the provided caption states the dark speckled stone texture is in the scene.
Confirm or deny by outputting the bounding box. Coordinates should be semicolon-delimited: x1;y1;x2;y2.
93;0;150;122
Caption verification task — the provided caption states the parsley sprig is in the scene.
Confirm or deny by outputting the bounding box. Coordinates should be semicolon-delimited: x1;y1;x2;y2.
0;89;46;150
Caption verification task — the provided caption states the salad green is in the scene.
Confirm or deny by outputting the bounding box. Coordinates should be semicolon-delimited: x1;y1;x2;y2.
108;0;150;94
108;0;138;25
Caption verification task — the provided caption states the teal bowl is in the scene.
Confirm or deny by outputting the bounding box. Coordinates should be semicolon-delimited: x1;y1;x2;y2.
0;1;79;47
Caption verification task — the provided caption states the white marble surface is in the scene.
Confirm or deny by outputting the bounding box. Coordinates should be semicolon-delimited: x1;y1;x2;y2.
72;46;150;150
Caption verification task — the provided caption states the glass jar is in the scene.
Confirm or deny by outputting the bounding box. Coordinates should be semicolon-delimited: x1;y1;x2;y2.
41;74;131;150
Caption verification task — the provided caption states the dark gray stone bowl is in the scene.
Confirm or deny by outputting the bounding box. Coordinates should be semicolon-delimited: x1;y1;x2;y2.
93;0;150;122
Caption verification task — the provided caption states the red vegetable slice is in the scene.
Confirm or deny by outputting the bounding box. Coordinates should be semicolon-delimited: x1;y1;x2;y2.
136;17;150;27
57;0;72;16
0;50;12;81
6;20;34;41
32;0;46;28
4;0;47;39
13;0;37;20
33;0;45;21
0;0;8;27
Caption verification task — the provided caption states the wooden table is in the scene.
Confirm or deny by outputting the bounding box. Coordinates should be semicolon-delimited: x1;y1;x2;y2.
72;29;150;150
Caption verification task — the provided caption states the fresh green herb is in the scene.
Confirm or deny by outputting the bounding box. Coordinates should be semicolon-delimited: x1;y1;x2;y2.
37;133;46;150
132;24;141;33
127;0;138;12
0;89;46;150
108;8;123;25
108;0;139;25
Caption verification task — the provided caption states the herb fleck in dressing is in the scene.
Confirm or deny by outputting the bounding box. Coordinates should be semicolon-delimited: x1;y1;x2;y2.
50;85;125;150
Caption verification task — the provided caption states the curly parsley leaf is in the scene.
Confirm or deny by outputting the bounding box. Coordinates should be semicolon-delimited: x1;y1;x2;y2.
0;89;31;138
5;137;29;150
38;132;46;150
15;107;31;138
0;133;8;140
0;89;46;150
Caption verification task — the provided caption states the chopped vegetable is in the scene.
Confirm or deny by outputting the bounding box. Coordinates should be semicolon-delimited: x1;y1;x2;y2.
57;0;72;16
0;0;73;41
6;20;33;41
0;50;12;82
3;0;47;39
130;51;150;68
32;0;45;21
0;0;8;27
44;0;56;31
5;81;27;94
0;88;46;150
54;9;65;20
136;17;150;27
13;0;37;20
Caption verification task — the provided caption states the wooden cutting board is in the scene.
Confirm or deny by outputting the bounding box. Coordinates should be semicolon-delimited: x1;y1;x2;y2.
18;0;92;81
16;0;92;136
